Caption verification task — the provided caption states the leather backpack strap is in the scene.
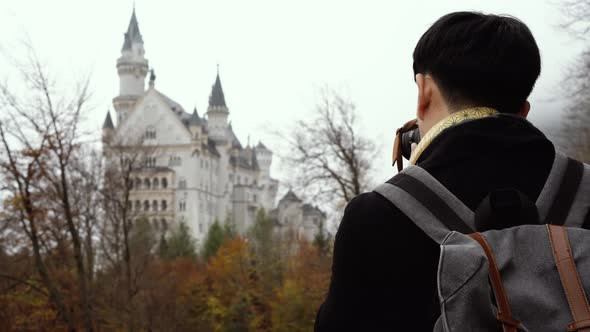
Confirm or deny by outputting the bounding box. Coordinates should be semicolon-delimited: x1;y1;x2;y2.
469;233;523;332
547;225;590;332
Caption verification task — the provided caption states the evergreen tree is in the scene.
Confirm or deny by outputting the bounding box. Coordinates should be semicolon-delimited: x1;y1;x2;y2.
157;233;169;259
202;219;226;260
313;220;330;256
223;215;236;240
248;209;282;296
164;221;197;259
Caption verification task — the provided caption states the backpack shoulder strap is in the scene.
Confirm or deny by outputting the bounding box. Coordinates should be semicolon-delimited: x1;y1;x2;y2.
565;162;590;228
536;151;589;227
374;166;475;244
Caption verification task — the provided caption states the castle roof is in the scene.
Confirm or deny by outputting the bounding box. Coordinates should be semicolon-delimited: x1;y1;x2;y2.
303;203;327;219
208;71;227;108
121;8;143;51
189;108;201;126
103;111;114;129
280;189;302;203
228;125;243;149
256;141;269;151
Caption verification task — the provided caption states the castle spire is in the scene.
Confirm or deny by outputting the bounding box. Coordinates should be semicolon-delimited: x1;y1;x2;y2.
103;110;114;129
149;68;156;88
208;67;227;108
121;7;143;51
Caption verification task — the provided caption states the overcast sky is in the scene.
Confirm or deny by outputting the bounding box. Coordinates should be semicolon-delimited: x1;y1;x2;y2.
0;0;585;185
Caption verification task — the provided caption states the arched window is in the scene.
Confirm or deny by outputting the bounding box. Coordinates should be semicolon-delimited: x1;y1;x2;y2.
135;200;140;211
179;200;186;211
161;178;168;189
152;200;158;212
135;178;141;189
178;178;187;189
161;218;168;231
144;178;151;189
153;178;159;189
161;200;167;211
152;218;159;230
143;200;149;211
145;126;156;140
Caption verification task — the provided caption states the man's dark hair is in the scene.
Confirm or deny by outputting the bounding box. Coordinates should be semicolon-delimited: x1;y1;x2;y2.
413;12;541;114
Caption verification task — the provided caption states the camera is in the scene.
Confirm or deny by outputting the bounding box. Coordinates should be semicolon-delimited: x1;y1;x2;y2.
401;128;421;160
392;118;420;171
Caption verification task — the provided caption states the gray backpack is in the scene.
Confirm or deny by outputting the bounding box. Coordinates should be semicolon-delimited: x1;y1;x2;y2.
375;152;590;332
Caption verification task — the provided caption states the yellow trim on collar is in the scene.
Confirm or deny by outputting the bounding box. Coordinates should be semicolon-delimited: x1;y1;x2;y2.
409;107;498;165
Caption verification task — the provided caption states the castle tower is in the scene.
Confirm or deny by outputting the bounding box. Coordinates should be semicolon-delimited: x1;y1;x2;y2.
206;68;230;142
255;141;273;178
113;7;149;124
102;110;115;144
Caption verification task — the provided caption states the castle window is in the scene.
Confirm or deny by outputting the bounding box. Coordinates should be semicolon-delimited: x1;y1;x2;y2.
199;223;203;233
144;178;151;189
178;178;187;189
168;156;182;167
152;200;158;212
147;157;156;167
253;194;257;203
143;200;149;211
145;126;156;140
134;178;141;189
135;200;141;211
152;218;159;230
161;218;168;231
153;178;159;189
179;200;186;211
161;200;167;211
162;178;168;189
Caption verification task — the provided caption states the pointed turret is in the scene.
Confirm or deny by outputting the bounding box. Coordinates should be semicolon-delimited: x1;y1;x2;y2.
113;7;149;124
103;111;114;129
208;71;227;108
102;111;115;144
207;66;230;142
189;108;201;126
121;8;144;51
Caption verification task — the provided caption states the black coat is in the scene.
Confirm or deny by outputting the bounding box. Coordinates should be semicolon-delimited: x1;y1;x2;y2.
314;115;566;331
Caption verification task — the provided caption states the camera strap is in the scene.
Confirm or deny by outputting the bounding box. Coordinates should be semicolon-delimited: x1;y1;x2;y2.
409;107;498;166
392;119;418;172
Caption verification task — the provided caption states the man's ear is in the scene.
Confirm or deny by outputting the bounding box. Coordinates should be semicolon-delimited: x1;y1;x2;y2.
518;101;531;118
415;73;430;121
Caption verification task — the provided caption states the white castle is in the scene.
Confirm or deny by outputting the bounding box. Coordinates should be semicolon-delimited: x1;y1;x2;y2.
102;9;325;243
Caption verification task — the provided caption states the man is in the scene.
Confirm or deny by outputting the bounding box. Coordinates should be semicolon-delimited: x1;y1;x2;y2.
314;12;569;331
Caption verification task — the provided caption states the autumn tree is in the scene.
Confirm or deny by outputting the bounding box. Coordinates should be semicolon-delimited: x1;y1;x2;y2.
560;0;590;162
278;88;377;207
0;42;95;331
98;132;162;331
